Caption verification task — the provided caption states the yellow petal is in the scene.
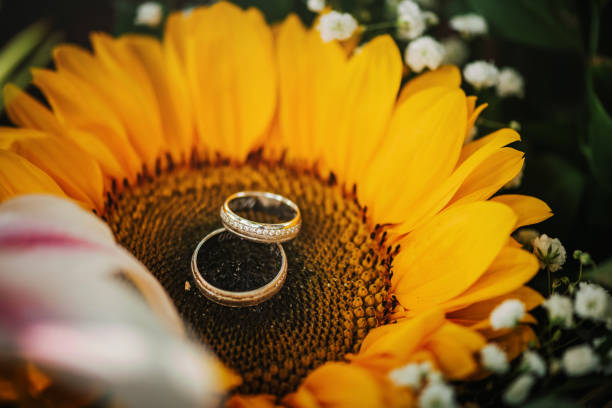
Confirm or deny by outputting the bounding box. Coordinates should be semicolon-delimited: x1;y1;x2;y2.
491;194;553;230
323;35;403;186
275;14;346;163
440;247;539;313
32;68;141;181
447;148;524;206
361;87;467;224
3;84;62;134
283;363;385;408
448;286;544;327
2;129;104;210
227;394;278;408
425;323;485;379
392;127;521;234
392;201;517;310
0;150;66;203
397;65;461;104
56;39;164;171
350;309;445;374
185;2;276;160
120;35;195;161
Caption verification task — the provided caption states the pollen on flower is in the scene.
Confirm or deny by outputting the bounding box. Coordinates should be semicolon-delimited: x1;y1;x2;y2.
134;2;163;27
490;299;525;330
404;36;445;73
317;11;359;42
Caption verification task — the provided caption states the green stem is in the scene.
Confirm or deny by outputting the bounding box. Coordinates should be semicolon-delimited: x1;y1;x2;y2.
589;0;600;57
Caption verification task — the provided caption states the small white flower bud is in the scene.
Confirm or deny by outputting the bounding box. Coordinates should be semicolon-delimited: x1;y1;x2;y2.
497;68;525;98
463;60;499;89
307;0;326;12
134;2;163;27
562;344;600;376
441;37;469;66
396;0;426;40
543;294;574;328
481;344;509;374
490;299;525;330
520;351;546;377
532;234;566;272
317;11;358;42
449;13;488;37
574;282;610;322
404;36;445;73
502;374;535;406
419;382;456;408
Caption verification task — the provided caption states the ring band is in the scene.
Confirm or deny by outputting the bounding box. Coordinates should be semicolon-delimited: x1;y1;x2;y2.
191;228;287;307
220;191;301;243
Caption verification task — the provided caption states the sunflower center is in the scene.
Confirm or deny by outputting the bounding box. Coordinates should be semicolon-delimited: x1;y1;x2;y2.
104;161;393;396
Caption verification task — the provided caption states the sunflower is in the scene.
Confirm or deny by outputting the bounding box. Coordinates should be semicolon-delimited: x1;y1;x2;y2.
0;2;553;407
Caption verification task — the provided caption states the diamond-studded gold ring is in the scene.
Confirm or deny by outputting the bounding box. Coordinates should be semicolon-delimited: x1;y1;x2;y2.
220;191;301;243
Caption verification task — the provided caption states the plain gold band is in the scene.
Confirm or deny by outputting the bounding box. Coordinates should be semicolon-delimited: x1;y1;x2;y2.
191;228;287;307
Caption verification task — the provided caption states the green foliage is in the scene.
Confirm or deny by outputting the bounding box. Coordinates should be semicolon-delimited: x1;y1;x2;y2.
467;0;582;51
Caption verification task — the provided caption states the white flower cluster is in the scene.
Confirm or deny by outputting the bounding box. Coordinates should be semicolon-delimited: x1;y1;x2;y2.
388;362;456;408
490;299;525;330
543;294;574;328
502;374;535;406
562;344;600;376
574;282;611;322
480;343;509;374
449;13;488;37
134;2;163;27
317;11;359;42
532;233;567;272
405;36;445;73
307;0;326;13
463;60;499;89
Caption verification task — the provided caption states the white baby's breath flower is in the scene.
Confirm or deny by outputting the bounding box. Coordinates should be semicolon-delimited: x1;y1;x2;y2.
490;299;525;330
562;344;600;376
317;11;358;42
543;294;574;328
134;2;163;27
404;36;445;73
481;344;509;374
419;382;456;408
441;37;469;66
388;362;430;388
497;67;525;98
396;0;426;40
532;234;566;272
520;351;546;377
502;374;535;406
449;13;488;37
307;0;326;12
515;228;539;247
463;60;499;89
422;11;439;26
574;282;610;322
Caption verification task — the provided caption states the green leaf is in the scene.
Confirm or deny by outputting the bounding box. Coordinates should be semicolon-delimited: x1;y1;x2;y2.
585;82;612;191
466;0;582;51
0;19;52;85
584;257;612;288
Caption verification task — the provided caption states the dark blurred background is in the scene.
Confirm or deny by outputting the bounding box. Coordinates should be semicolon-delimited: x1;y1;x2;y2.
0;0;610;265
